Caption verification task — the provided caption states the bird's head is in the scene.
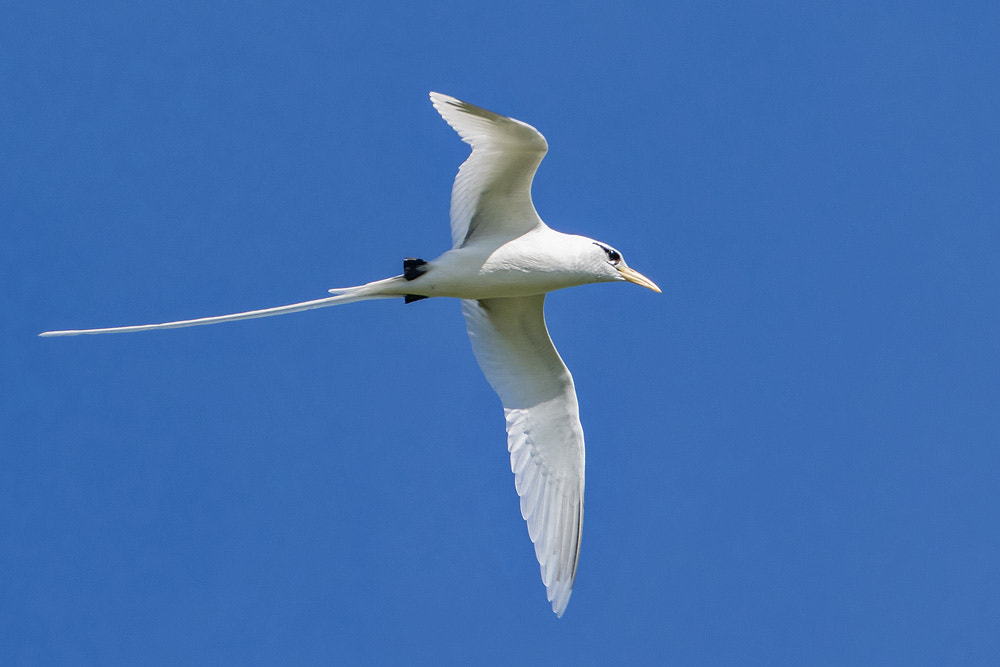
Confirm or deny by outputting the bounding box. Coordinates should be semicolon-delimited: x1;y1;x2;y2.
587;241;661;292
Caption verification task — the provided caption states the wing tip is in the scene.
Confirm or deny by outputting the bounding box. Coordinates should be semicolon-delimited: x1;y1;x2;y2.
550;585;573;617
428;91;548;153
429;90;455;104
429;91;464;117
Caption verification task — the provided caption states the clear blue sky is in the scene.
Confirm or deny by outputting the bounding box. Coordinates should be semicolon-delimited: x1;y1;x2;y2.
4;2;999;664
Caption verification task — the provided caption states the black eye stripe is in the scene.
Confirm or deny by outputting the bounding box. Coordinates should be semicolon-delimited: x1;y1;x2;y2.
594;242;622;264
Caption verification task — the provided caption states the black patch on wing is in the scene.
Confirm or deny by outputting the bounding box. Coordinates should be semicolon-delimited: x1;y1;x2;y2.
403;258;428;281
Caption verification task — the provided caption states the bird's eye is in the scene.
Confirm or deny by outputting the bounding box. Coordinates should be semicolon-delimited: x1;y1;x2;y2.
595;243;622;265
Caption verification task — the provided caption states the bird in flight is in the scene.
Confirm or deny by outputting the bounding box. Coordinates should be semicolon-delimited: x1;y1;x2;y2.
41;92;660;616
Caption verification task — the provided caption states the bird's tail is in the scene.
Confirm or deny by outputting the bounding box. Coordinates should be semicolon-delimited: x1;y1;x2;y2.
39;275;409;337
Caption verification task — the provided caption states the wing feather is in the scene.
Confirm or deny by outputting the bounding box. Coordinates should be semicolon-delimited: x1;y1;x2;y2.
462;295;584;617
430;92;548;248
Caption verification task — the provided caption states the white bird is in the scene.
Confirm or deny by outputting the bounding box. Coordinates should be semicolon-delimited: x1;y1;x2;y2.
41;93;660;616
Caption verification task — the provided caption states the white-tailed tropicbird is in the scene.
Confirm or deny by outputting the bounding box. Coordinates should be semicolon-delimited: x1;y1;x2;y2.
41;92;660;617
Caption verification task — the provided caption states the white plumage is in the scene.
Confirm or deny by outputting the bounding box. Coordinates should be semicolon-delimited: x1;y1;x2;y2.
463;295;584;614
40;93;660;617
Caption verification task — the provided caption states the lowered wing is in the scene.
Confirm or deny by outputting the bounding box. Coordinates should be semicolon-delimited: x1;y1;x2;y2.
462;295;584;616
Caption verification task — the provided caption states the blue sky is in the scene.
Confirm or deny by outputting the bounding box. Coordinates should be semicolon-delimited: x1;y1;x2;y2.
4;2;999;664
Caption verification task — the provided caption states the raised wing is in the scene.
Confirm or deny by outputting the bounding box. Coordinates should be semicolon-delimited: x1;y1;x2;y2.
430;93;549;248
462;295;584;617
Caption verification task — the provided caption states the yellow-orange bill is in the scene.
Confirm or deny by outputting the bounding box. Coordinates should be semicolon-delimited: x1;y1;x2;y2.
618;266;661;293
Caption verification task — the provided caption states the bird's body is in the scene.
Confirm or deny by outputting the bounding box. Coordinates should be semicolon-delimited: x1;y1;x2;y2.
41;93;659;616
377;230;619;300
